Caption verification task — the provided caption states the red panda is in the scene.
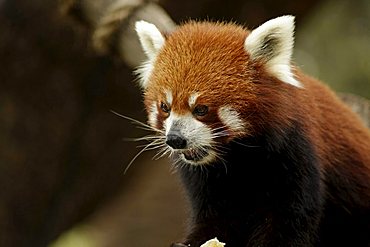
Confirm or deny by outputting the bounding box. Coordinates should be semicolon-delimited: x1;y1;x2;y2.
134;16;370;246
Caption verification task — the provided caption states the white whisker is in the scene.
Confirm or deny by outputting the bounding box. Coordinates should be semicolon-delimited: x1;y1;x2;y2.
110;110;164;134
211;125;229;132
135;126;162;132
233;140;260;148
170;157;184;174
153;146;171;160
124;135;166;142
218;155;228;174
124;139;163;174
211;133;230;138
137;142;166;150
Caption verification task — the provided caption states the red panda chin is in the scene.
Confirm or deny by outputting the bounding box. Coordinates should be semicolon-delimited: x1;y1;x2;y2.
182;148;204;161
175;147;217;166
181;147;210;162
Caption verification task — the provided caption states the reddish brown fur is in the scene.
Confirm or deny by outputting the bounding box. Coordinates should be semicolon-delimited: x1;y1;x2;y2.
145;20;370;203
297;70;370;205
145;22;254;123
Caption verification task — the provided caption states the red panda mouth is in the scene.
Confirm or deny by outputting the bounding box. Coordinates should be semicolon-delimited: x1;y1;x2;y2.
181;148;209;162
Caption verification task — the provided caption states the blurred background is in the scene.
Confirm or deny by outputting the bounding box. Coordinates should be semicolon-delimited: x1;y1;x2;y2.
0;0;369;246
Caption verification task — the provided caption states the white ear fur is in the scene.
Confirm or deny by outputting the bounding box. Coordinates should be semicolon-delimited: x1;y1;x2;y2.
135;20;165;59
135;21;165;89
244;15;302;88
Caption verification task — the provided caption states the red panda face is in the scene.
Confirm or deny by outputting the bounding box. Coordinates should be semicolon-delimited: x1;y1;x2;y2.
135;16;300;165
144;89;248;165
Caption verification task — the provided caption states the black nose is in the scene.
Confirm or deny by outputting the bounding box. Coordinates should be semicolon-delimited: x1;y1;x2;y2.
166;132;187;149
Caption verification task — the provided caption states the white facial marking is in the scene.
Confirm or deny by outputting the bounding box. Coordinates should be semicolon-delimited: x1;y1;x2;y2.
165;90;173;105
147;102;158;127
188;92;200;108
164;112;216;165
164;112;211;142
218;106;245;135
244;15;302;88
135;21;165;89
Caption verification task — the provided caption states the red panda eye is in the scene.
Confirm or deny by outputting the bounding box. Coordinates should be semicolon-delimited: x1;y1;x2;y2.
193;105;208;117
160;102;170;113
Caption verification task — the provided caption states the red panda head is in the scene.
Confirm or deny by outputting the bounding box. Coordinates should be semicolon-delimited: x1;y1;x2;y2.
135;16;301;165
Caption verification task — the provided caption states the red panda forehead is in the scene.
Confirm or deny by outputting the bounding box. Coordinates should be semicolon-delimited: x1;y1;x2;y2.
168;21;249;45
151;22;252;101
160;22;249;67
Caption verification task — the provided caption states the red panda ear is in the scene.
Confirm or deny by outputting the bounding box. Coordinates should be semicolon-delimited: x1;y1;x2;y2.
244;15;302;88
135;21;165;59
135;21;166;89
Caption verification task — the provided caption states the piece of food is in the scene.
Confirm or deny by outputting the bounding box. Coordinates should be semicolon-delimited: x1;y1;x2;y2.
200;238;225;247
